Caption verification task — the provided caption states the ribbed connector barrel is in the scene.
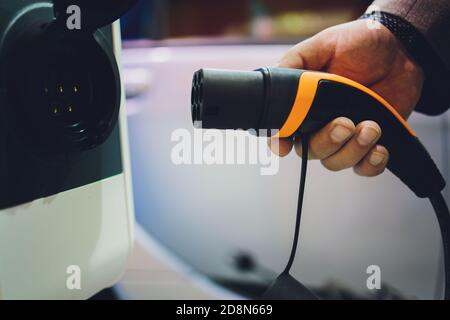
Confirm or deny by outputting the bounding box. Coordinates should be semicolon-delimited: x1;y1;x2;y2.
191;68;303;133
191;68;265;130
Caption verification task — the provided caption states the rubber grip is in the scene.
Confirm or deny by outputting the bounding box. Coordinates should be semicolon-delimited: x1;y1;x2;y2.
297;77;445;198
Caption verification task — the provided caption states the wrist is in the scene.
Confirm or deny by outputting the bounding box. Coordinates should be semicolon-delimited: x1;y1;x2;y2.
359;11;450;115
363;18;425;84
360;12;424;67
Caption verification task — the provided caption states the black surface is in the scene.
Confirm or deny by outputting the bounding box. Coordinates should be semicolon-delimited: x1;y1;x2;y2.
89;287;118;300
192;67;301;133
302;79;445;198
192;68;265;130
430;193;450;300
0;1;124;209
263;273;319;300
193;67;446;197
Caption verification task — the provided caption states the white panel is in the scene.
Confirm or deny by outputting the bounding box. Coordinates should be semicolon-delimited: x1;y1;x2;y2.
0;174;131;299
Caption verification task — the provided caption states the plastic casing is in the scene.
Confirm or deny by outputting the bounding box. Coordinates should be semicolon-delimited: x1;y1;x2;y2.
0;21;134;300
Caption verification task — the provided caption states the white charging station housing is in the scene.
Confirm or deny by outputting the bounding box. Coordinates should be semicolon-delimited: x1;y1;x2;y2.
0;21;134;300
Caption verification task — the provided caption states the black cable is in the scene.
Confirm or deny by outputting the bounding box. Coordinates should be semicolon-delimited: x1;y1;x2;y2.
429;192;450;300
283;136;309;274
262;135;318;299
274;135;450;301
283;137;450;300
433;116;449;299
263;136;319;300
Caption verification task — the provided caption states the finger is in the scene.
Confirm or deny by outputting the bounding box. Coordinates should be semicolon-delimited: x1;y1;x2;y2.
321;121;381;171
268;138;294;157
353;145;389;177
294;117;355;159
277;30;336;70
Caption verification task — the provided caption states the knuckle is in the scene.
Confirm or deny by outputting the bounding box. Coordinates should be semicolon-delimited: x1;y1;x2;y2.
309;139;329;159
353;165;366;176
353;165;364;176
321;159;342;172
335;152;362;169
353;162;386;177
366;166;386;177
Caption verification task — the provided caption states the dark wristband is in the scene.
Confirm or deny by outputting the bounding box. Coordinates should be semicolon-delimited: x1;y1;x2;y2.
360;11;450;115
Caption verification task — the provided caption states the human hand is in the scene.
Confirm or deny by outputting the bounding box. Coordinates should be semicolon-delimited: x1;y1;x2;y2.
270;19;424;176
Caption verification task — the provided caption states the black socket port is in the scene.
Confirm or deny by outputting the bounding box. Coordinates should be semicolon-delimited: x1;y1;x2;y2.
191;69;204;127
6;22;120;152
0;0;138;210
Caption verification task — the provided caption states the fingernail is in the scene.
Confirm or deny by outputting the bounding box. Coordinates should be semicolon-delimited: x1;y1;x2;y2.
357;126;380;146
369;151;385;166
331;126;352;143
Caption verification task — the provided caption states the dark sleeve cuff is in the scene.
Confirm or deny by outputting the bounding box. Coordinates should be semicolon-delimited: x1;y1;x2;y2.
360;11;450;116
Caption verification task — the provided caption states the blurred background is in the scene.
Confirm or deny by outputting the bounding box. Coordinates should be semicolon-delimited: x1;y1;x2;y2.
120;0;370;41
108;0;450;300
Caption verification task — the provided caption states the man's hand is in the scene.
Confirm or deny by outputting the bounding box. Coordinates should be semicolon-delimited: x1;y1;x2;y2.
270;19;424;177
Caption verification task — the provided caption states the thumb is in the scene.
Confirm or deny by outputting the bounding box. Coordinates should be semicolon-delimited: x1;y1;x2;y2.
277;30;336;70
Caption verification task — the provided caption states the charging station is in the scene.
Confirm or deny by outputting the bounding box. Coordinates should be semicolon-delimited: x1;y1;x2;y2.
0;0;136;299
